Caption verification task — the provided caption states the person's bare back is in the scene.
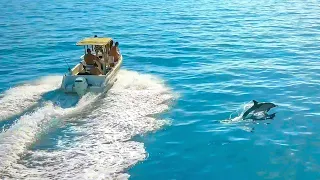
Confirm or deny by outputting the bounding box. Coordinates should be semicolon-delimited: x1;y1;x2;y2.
110;42;120;62
84;49;98;65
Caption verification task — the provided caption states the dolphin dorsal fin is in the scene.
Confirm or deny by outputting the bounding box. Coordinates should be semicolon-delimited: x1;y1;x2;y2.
253;100;258;106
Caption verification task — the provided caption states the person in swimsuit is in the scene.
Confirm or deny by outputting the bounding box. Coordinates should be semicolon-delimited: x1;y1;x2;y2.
84;48;102;75
110;42;120;62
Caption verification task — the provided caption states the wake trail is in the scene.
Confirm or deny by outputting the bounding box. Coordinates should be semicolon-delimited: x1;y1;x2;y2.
0;93;100;174
0;70;176;180
0;76;62;122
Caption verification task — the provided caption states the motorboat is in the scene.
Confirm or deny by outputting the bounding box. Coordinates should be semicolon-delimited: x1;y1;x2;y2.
60;37;122;96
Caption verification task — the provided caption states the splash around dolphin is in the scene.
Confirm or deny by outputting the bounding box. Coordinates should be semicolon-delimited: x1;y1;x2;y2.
242;100;277;120
220;100;278;133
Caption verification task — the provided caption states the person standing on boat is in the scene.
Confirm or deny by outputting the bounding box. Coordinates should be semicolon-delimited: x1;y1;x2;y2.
109;40;114;51
110;42;120;63
108;41;115;67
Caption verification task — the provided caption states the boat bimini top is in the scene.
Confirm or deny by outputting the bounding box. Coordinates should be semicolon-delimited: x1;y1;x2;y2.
71;37;115;76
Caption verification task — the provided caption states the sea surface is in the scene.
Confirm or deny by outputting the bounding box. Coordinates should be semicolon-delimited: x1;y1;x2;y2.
1;0;320;179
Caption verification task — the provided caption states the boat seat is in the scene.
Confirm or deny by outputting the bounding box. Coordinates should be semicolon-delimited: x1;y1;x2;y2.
85;64;95;69
77;72;91;75
83;64;95;72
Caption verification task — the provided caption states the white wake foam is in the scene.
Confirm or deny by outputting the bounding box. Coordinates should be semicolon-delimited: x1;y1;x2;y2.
0;70;175;179
0;76;62;122
0;92;100;172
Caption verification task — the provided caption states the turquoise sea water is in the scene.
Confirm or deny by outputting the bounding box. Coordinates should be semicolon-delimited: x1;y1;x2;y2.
1;0;320;179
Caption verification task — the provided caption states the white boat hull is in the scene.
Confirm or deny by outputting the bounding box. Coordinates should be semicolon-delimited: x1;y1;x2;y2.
60;56;122;95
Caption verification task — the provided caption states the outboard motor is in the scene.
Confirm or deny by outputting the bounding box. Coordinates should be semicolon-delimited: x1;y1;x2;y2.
74;77;88;96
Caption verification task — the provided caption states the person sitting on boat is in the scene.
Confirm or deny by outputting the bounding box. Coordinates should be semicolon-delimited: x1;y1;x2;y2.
110;42;120;63
84;48;103;74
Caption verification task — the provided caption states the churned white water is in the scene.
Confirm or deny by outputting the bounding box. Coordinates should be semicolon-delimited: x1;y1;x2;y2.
0;76;62;122
0;70;175;179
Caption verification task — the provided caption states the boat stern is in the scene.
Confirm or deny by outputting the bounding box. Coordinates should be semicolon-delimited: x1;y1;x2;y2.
61;75;107;95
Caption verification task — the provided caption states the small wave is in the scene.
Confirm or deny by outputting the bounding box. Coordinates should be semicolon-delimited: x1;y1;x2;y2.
0;76;62;122
0;70;175;179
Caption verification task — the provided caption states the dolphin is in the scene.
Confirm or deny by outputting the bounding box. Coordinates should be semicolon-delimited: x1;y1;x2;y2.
242;100;277;120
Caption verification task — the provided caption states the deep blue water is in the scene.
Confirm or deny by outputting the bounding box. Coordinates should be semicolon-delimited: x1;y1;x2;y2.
1;0;320;179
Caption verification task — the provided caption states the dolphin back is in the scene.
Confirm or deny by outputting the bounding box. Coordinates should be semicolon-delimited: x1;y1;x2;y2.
253;103;276;113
